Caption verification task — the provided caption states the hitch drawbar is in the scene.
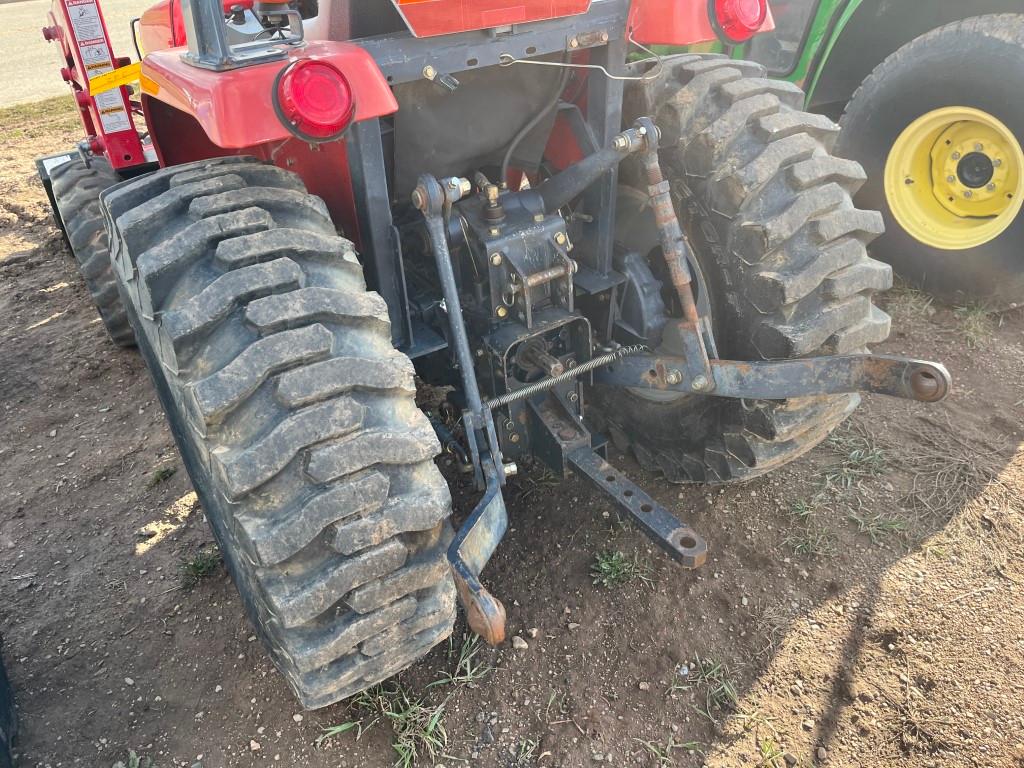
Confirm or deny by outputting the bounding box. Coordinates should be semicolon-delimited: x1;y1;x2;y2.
567;448;706;568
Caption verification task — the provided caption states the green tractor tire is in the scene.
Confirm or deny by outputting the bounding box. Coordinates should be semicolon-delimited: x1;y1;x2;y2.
837;14;1024;307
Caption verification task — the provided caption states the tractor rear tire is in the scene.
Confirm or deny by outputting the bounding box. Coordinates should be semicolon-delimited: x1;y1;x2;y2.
598;54;892;483
49;157;135;347
837;15;1024;306
101;156;456;709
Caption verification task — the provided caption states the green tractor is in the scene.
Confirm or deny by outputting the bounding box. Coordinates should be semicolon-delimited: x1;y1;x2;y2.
728;2;1024;306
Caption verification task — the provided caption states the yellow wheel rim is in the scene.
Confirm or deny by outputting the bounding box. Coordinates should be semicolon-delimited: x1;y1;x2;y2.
884;106;1024;249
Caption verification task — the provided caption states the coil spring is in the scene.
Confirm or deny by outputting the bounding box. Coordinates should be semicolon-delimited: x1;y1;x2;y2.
483;344;648;411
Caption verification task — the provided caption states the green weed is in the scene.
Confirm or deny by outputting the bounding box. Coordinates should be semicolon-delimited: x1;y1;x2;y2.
591;550;653;588
179;548;221;590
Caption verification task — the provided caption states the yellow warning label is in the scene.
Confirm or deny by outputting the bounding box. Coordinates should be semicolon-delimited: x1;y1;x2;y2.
88;62;142;96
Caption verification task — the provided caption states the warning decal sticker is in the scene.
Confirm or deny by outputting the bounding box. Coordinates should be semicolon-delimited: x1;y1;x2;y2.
67;0;104;45
65;0;133;135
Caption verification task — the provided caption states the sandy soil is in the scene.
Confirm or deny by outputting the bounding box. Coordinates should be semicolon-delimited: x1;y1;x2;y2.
1;98;1023;768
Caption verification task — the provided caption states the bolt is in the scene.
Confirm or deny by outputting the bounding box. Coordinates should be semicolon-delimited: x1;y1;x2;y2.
509;433;520;443
975;143;984;152
905;177;914;185
410;188;425;210
637;125;647;136
568;391;579;403
554;232;567;245
496;306;509;318
964;190;973;198
994;159;1003;167
533;213;545;222
503;462;519;477
613;135;629;150
987;182;997;191
490;253;503;266
951;151;961;160
600;31;609;42
504;419;515;431
691;374;710;392
569;259;579;274
422;65;436;80
569;37;579;48
665;369;682;385
947;175;956;183
565;358;577;369
489;227;500;236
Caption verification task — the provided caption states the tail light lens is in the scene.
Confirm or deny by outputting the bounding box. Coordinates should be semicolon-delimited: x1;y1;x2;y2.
274;59;356;143
710;0;768;44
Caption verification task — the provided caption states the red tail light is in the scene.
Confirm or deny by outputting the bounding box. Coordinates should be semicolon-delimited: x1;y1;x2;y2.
710;0;768;44
274;59;356;143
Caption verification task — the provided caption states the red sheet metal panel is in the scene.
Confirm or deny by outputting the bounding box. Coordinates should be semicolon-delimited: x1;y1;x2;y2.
140;41;398;149
628;0;774;47
392;0;591;37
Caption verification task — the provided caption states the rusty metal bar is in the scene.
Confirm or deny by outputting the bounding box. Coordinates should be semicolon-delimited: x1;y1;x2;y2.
635;116;702;327
592;353;952;403
568;448;707;568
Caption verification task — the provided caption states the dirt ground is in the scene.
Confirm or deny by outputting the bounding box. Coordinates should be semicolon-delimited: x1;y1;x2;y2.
1;98;1023;768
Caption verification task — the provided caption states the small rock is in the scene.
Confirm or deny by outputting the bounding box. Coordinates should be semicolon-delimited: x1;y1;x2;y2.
741;596;749;607
817;746;828;761
802;718;814;731
567;622;581;631
292;713;303;723
511;635;529;651
124;677;134;686
783;754;797;766
638;681;651;691
48;429;57;437
250;740;261;751
480;725;495;744
790;685;802;696
215;685;222;693
527;627;539;639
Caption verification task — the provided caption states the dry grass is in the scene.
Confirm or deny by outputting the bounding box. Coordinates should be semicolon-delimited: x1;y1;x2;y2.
895;415;1006;519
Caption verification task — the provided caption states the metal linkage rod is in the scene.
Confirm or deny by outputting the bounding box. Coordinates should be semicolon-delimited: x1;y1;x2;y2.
483;345;647;411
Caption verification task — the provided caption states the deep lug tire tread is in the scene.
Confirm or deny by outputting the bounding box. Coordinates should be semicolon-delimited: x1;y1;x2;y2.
101;157;456;708
605;54;892;484
49;158;135;347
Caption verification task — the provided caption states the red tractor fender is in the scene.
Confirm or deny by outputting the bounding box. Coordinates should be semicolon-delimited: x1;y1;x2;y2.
139;42;398;151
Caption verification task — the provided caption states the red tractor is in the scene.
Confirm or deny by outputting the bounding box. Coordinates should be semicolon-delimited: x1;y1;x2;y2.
39;0;950;709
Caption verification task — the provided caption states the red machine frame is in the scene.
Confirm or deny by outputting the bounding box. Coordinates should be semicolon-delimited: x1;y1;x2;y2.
43;0;146;170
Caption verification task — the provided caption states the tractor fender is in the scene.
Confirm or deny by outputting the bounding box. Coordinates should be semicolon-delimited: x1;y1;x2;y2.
140;41;398;151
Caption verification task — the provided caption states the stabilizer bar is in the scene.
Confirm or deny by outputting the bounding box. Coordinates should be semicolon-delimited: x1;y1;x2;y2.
592;353;952;403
